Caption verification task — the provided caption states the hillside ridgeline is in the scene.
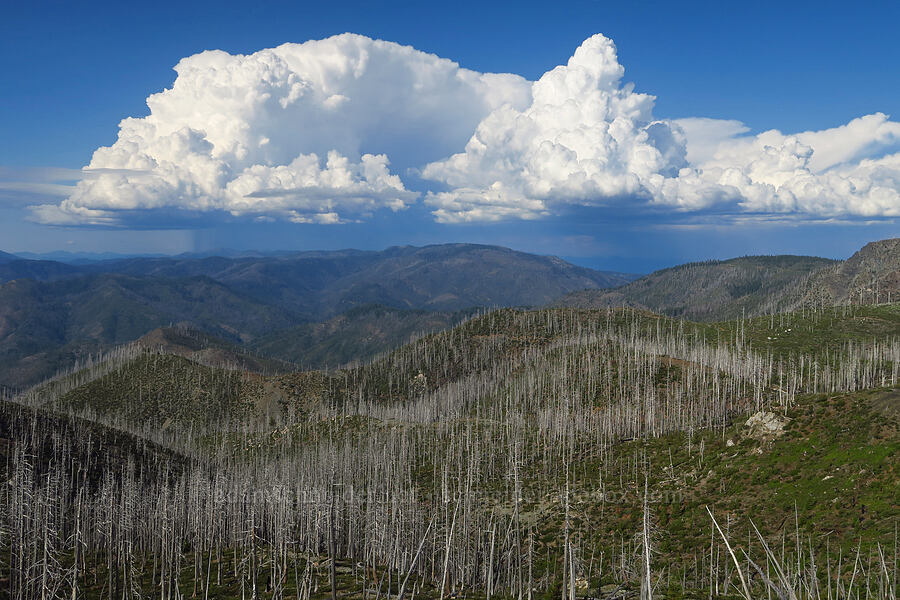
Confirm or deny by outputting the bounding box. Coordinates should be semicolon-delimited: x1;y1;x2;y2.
0;244;637;391
555;237;900;321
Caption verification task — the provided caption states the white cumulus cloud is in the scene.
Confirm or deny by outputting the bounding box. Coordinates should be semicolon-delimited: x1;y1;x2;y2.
31;33;900;226
422;34;692;222
34;34;529;226
421;35;900;222
684;113;900;217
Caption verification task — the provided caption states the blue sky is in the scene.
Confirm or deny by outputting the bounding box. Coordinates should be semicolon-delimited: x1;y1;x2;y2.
1;0;899;272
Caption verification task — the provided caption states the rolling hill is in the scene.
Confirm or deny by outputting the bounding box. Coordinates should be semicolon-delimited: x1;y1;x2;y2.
87;243;638;319
788;237;900;307
0;274;298;392
248;304;474;368
555;238;900;322
3;240;898;600
0;258;84;283
0;244;637;391
554;254;837;320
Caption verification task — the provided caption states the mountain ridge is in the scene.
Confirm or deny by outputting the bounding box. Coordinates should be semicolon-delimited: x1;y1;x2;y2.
83;243;639;318
789;237;900;306
0;273;299;391
5;238;899;393
0;244;636;390
553;239;900;320
553;254;838;320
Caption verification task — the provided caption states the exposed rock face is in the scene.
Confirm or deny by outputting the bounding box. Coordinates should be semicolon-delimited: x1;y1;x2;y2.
744;411;790;441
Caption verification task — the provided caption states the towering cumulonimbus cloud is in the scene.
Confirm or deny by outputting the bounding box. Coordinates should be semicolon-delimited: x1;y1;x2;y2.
32;34;531;225
422;34;692;222
30;33;900;226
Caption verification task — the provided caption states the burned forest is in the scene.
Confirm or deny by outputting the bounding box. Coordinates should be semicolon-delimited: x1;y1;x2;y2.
1;301;898;600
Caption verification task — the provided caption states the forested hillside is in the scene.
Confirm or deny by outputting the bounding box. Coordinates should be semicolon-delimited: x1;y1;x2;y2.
556;238;900;322
248;304;474;368
86;244;637;318
554;255;837;320
2;302;897;599
787;237;900;307
0;274;297;392
0;244;636;391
